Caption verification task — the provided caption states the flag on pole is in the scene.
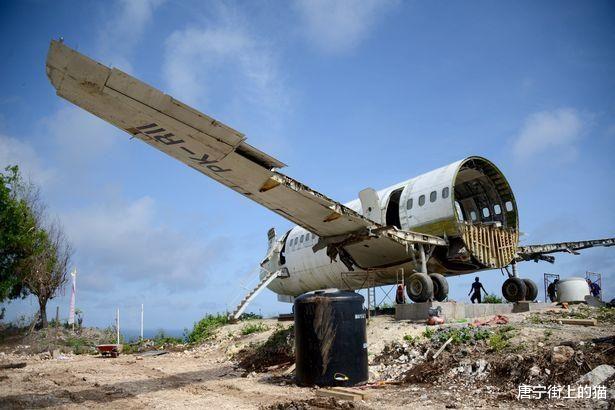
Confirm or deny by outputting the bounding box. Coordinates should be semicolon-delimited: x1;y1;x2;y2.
68;268;77;325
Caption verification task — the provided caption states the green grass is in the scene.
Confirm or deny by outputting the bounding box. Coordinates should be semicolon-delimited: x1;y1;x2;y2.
241;322;269;335
483;294;503;304
488;333;508;351
422;327;435;338
186;313;229;343
403;334;418;344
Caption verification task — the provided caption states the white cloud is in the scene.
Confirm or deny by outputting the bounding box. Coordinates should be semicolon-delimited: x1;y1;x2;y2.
0;133;55;185
513;108;585;161
61;196;232;292
98;0;165;72
162;15;285;114
294;0;398;54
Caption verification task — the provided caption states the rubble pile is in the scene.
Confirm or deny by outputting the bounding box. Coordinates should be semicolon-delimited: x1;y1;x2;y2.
235;325;295;373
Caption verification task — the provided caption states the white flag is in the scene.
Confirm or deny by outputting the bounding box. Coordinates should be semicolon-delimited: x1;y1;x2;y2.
68;268;77;325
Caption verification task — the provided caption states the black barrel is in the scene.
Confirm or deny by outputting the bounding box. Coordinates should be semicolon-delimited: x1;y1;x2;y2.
294;289;368;387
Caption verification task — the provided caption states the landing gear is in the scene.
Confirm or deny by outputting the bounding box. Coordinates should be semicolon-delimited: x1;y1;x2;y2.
405;272;449;302
523;279;538;301
406;272;433;303
502;277;526;302
502;262;538;303
429;273;449;302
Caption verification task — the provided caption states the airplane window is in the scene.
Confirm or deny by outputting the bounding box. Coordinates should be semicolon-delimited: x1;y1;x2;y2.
482;207;490;218
470;211;477;221
494;204;502;215
430;191;437;203
419;195;425;206
305;233;310;242
442;187;449;199
300;235;304;243
505;201;513;212
455;201;464;221
406;198;413;210
294;237;298;246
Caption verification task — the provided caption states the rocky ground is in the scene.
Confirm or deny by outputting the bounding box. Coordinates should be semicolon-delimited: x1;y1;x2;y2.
0;305;614;409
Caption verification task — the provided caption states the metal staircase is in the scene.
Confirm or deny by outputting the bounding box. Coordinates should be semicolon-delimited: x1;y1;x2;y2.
229;269;281;321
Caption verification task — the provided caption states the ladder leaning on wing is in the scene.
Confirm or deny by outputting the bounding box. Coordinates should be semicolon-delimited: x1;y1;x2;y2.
229;269;281;322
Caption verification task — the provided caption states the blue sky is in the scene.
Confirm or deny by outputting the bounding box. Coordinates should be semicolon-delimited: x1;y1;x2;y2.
1;0;614;331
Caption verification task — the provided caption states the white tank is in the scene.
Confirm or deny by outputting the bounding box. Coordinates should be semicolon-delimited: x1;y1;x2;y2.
557;277;590;303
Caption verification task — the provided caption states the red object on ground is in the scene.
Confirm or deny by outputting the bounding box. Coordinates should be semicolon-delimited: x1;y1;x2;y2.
471;314;509;326
427;316;445;325
96;344;121;358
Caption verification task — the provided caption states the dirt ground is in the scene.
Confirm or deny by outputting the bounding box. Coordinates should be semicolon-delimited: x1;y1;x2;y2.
1;307;614;409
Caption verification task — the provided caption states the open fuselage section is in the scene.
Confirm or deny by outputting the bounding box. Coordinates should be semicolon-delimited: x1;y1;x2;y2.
263;156;519;298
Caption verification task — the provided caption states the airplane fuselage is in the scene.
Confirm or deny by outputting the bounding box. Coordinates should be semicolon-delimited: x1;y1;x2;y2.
263;156;519;299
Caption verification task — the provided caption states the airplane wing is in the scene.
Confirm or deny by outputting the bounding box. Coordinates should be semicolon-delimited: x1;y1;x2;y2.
45;40;446;263
516;238;615;263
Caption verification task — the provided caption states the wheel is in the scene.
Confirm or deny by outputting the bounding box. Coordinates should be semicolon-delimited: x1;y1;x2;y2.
523;279;538;301
502;277;527;302
406;272;433;303
429;273;449;302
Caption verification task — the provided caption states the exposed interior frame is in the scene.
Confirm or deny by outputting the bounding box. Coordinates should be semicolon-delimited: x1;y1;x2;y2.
452;157;518;231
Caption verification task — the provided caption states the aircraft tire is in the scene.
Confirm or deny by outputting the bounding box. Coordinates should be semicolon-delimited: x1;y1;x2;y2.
429;273;449;302
523;279;538;301
406;272;433;303
502;277;527;303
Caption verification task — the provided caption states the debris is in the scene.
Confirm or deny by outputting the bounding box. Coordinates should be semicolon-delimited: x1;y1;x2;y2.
137;350;169;357
316;387;364;401
283;363;296;375
427;316;445;325
557;318;596;326
433;337;453;359
472;315;509;326
577;364;615;386
0;362;27;369
551;346;574;364
529;365;540;377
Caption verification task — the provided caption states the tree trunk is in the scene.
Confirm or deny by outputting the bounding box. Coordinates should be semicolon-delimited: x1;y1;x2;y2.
38;297;48;328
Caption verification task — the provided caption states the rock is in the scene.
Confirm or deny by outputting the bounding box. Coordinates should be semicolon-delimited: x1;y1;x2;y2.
529;365;540;377
52;349;61;359
537;342;544;348
551;346;574;364
577;364;615;386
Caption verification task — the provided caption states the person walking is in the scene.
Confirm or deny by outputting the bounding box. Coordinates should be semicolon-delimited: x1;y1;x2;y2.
469;277;487;304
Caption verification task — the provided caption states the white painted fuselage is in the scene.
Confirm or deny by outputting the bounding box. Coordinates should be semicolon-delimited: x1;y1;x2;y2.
262;156;519;299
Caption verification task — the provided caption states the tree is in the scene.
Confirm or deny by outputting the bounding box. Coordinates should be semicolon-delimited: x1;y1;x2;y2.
20;220;72;328
0;166;38;302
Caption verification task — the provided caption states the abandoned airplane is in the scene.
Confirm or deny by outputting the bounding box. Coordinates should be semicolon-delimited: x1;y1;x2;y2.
45;40;614;316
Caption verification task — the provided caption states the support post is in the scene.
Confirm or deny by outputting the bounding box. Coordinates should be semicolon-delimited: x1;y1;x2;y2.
511;262;518;278
140;304;144;341
55;306;59;326
419;244;427;274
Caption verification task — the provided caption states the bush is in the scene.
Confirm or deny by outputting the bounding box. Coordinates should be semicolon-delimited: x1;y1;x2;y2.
483;294;503;304
241;322;269;335
238;312;262;321
153;329;184;346
186;313;229;343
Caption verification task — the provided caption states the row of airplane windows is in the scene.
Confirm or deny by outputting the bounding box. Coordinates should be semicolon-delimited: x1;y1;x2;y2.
287;231;317;251
406;187;450;210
